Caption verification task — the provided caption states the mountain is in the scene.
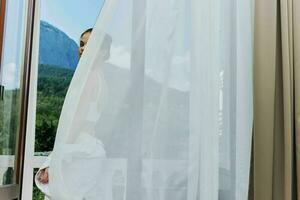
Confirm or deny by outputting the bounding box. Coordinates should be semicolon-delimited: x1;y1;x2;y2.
39;21;79;69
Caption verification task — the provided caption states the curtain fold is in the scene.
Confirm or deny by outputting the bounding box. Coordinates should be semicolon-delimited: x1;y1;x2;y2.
294;0;300;198
47;0;254;199
253;0;300;199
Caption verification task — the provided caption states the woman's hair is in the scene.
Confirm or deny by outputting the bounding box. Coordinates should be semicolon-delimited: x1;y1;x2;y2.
80;28;112;60
81;28;93;38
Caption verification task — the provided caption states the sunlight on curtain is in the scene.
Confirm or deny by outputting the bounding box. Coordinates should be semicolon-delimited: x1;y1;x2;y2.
49;0;254;199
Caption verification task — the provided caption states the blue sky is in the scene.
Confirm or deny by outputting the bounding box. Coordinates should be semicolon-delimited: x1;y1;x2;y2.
41;0;105;42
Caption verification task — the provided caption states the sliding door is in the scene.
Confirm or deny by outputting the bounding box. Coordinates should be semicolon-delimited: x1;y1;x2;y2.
0;0;35;199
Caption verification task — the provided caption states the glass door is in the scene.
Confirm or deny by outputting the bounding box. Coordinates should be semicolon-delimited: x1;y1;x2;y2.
0;0;33;199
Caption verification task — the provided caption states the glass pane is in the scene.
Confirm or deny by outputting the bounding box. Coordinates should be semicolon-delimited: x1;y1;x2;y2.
0;0;27;186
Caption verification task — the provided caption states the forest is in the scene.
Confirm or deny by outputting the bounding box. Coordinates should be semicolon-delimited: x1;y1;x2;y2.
35;64;74;152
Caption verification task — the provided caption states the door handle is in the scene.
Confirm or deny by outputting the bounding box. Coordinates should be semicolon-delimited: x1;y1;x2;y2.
0;85;4;100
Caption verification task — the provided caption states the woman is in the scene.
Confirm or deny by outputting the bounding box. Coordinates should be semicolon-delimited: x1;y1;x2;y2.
35;28;112;197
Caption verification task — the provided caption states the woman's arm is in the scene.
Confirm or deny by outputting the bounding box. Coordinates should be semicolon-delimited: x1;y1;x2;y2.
35;154;52;197
38;168;49;184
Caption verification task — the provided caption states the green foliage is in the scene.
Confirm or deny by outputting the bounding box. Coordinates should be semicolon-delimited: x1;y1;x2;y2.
35;64;74;152
33;185;45;200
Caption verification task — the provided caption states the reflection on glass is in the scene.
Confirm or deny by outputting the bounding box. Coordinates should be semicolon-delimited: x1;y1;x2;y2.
0;0;26;186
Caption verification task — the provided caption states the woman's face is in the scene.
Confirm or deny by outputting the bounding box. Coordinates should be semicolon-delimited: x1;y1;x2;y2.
78;32;91;58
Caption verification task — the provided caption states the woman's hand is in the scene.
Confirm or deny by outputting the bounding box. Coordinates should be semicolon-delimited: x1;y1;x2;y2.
38;168;49;184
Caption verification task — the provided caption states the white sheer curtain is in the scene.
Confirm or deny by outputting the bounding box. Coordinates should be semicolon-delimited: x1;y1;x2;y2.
48;0;254;199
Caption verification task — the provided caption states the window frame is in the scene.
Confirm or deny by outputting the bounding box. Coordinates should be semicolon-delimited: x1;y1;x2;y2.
0;0;37;199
